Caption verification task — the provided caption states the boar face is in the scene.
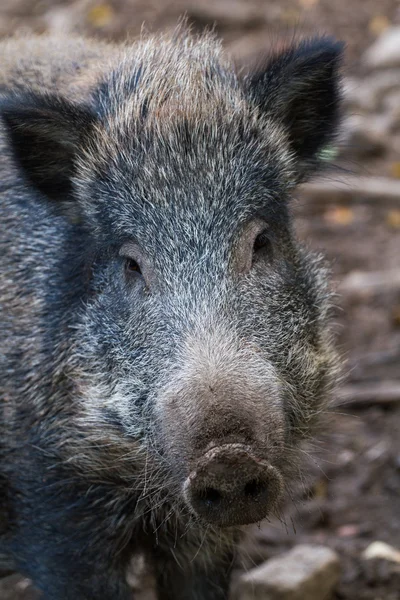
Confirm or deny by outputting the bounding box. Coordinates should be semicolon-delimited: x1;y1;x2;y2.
0;33;342;527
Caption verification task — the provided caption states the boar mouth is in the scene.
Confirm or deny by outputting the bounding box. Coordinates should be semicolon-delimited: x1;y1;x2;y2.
182;443;283;527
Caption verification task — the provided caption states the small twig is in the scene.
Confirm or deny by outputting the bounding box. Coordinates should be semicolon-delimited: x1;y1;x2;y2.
299;176;400;205
335;382;400;407
348;348;400;369
339;269;400;296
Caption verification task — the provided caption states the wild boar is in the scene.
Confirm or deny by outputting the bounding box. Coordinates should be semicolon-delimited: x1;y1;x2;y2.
0;30;342;599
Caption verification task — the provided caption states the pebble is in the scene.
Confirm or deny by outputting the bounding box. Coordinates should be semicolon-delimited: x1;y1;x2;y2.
364;27;400;70
235;544;340;600
362;541;400;564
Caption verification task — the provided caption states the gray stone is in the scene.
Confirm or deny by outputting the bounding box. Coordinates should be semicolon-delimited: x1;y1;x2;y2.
364;27;400;70
235;544;340;600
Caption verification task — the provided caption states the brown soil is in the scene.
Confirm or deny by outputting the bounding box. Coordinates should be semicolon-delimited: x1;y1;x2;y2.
1;1;400;599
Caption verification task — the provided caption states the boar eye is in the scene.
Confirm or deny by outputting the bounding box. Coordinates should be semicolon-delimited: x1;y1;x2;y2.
252;230;272;263
124;258;142;277
120;242;148;286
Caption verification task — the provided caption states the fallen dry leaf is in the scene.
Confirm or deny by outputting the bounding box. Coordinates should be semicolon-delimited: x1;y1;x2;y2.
369;15;390;36
313;478;328;499
299;0;319;7
87;3;114;28
324;207;354;226
280;8;301;26
386;209;400;229
390;162;400;179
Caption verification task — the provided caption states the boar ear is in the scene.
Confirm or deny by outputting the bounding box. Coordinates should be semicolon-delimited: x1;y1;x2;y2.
0;92;97;203
247;37;344;180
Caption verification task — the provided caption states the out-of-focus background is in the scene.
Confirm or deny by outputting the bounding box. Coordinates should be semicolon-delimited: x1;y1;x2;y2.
0;1;400;599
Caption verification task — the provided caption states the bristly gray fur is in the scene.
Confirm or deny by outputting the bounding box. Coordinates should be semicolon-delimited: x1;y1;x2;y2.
0;28;343;600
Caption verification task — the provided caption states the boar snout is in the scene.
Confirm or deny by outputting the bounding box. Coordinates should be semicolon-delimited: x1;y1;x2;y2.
183;444;283;527
157;325;287;525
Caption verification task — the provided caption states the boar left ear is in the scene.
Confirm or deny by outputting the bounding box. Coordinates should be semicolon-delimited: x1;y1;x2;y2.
246;37;344;180
0;92;97;202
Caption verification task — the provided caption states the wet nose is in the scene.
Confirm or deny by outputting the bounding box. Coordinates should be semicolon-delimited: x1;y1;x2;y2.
183;444;283;527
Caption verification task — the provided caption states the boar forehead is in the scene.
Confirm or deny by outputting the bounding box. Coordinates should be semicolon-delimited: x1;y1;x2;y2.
74;35;294;238
77;119;293;253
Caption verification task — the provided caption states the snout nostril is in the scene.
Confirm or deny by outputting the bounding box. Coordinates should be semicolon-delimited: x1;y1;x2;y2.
200;487;222;508
185;446;283;526
244;479;266;499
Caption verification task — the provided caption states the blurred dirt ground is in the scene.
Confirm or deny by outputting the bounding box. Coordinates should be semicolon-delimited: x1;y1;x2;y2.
1;1;400;599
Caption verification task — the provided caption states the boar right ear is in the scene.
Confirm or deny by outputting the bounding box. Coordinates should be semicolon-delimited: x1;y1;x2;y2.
246;37;344;180
0;92;97;204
